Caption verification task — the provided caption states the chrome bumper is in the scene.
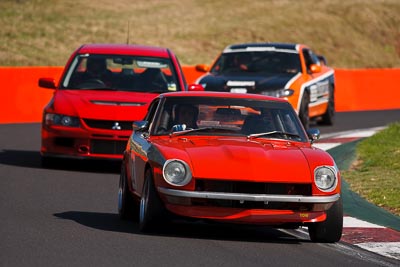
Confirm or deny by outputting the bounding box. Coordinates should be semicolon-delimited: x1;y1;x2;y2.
158;187;340;203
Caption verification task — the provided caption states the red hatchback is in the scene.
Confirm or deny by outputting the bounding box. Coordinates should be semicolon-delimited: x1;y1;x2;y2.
39;44;202;166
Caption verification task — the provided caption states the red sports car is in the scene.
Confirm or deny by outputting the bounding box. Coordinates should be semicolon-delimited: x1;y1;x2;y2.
118;91;343;243
39;44;202;166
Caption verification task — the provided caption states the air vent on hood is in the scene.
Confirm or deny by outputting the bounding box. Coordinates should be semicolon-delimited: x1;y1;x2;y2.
90;100;146;106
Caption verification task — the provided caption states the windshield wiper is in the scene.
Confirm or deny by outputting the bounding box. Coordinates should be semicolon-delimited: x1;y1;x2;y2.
80;87;118;90
170;127;238;137
248;131;301;140
147;89;169;93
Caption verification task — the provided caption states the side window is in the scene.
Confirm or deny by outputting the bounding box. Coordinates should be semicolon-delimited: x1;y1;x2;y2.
144;99;160;131
210;56;224;74
171;54;186;90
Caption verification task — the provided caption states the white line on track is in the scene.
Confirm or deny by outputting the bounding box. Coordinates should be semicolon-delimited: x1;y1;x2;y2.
343;217;385;228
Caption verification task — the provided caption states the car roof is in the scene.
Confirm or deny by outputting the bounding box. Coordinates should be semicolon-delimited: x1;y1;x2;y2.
76;43;172;58
223;43;306;53
159;91;288;103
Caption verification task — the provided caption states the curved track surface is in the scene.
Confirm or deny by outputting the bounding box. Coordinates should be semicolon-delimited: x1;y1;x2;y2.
1;109;400;267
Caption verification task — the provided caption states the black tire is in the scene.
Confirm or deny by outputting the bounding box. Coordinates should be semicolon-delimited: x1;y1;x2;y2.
308;197;343;243
118;165;138;220
139;169;167;232
319;85;335;125
299;92;310;130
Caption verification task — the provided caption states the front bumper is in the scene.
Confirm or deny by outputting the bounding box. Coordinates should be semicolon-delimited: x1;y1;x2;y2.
41;125;131;160
159;187;340;203
158;187;340;224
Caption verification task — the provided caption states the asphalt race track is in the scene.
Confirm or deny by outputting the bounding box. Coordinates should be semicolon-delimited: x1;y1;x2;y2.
1;109;400;267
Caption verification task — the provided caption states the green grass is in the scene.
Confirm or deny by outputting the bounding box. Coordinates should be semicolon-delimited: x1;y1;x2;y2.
342;123;400;216
1;0;400;67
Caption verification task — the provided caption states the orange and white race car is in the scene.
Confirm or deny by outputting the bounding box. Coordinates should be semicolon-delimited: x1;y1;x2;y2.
195;43;335;128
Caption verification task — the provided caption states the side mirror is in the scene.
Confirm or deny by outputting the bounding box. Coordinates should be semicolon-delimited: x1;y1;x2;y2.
132;121;148;131
195;64;210;72
38;78;57;89
307;128;320;143
309;64;322;74
187;83;204;91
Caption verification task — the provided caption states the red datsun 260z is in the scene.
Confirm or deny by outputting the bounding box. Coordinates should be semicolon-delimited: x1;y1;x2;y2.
118;91;342;243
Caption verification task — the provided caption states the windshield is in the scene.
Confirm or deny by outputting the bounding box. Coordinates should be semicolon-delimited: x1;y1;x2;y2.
152;96;308;142
60;54;180;92
210;51;301;75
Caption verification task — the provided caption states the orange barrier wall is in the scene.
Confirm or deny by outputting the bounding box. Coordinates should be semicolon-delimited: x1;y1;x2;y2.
1;66;400;124
184;67;400;112
1;67;63;124
333;68;400;112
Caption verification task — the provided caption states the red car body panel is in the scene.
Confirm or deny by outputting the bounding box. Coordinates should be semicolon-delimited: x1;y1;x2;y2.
50;90;154;120
148;137;340;218
164;205;327;224
152;137;312;183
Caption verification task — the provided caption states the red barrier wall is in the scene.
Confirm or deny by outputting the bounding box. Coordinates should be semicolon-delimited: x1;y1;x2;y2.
1;66;400;124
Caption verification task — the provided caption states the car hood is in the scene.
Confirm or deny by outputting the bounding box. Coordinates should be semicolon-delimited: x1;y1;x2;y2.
197;73;299;92
51;90;157;121
155;137;313;183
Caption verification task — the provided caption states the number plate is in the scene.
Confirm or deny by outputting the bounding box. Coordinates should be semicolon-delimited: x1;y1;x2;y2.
230;88;247;93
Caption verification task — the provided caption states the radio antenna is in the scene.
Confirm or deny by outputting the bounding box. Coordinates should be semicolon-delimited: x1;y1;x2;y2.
126;20;130;44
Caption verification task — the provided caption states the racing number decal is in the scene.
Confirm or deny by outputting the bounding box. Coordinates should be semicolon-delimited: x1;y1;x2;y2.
309;84;318;103
309;79;329;105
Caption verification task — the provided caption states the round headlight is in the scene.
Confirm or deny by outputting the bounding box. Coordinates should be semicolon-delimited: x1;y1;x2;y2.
61;116;73;126
60;115;80;127
163;159;192;186
45;113;80;127
314;166;337;192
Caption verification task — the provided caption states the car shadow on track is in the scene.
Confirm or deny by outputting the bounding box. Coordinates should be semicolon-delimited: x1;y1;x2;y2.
53;211;309;244
0;149;41;168
0;149;120;173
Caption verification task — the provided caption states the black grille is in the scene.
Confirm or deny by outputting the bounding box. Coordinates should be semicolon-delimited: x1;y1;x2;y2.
90;140;127;155
191;198;313;210
192;180;312;210
84;119;133;130
54;137;74;148
195;180;311;195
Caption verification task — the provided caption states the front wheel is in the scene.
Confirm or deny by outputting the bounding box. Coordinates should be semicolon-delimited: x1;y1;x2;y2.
118;165;138;220
299;92;310;130
308;197;343;243
139;169;167;232
319;85;335;125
